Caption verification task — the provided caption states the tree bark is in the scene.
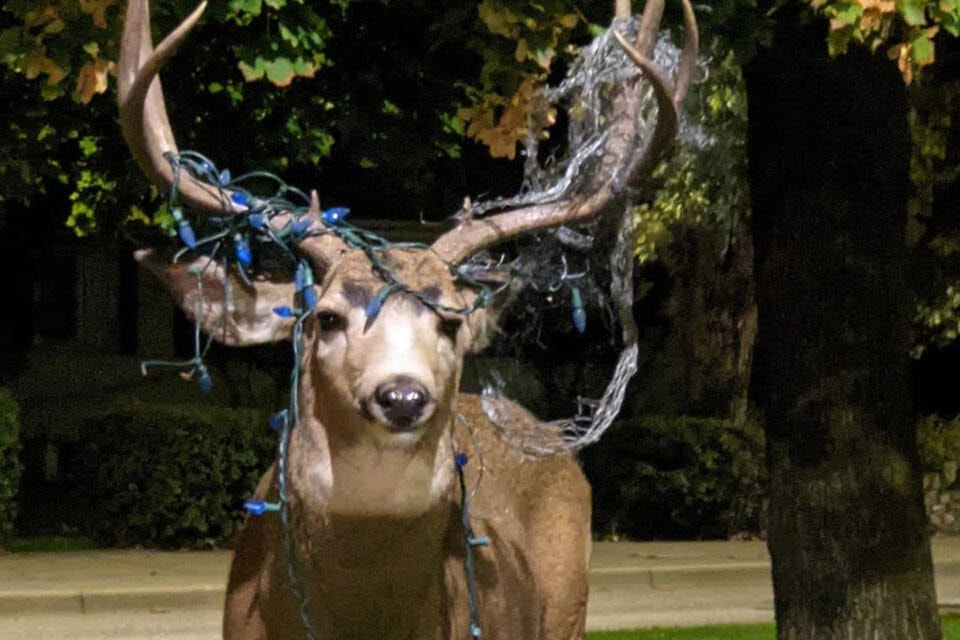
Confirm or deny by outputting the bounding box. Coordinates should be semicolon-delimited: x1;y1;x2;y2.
744;6;941;639
629;220;756;421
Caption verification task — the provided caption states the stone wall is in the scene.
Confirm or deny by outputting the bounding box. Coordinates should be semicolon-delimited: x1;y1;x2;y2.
925;461;960;534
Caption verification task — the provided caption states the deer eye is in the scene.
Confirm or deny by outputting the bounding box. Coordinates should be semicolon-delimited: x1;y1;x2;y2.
438;316;463;343
317;311;345;333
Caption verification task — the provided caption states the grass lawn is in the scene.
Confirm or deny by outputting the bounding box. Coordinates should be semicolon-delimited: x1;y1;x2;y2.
586;624;775;640
586;617;960;639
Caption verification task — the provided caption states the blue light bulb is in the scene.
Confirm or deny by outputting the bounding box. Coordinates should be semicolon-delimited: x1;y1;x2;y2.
218;169;231;186
571;287;586;334
365;286;391;321
572;308;587;334
455;452;469;467
273;306;296;318
302;287;317;312
234;233;252;268
322;207;350;225
177;219;197;249
243;500;281;516
268;410;288;431
248;212;266;229
290;217;312;235
197;365;213;393
364;296;382;321
230;191;249;207
294;262;314;291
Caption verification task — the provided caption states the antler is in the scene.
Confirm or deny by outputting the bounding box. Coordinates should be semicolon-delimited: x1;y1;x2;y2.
431;0;698;266
117;0;227;212
118;0;346;264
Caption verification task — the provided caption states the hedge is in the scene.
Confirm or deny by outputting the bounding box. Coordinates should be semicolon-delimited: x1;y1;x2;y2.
917;414;960;472
0;388;21;550
66;401;274;549
582;415;766;540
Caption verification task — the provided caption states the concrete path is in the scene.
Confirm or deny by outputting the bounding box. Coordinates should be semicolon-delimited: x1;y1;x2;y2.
1;538;960;638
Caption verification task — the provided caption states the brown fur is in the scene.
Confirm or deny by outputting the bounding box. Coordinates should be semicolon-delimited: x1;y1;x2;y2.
224;395;590;640
142;247;591;639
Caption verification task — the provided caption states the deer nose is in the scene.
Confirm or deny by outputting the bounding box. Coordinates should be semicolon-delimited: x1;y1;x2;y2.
374;377;431;429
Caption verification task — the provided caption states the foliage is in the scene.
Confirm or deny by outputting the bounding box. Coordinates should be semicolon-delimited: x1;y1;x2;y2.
582;415;766;540
907;89;960;248
914;282;960;355
66;401;273;548
0;0;489;237
457;0;767;160
802;0;960;83
906;71;960;357
457;0;587;159
0;387;22;550
633;46;749;264
916;413;960;471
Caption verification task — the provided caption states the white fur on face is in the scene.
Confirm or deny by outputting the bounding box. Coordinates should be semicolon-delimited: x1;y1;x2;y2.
312;283;465;448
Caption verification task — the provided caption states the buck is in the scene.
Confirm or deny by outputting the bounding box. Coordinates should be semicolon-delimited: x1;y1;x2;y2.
117;0;696;637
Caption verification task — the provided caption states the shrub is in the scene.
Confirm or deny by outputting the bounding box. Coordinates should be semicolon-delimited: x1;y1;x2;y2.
0;388;22;550
917;414;960;472
582;415;765;540
66;401;274;548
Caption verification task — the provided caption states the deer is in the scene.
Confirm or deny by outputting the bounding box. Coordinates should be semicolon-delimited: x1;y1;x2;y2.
117;0;696;637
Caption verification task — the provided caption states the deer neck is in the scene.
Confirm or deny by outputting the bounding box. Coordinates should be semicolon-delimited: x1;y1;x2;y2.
275;360;459;639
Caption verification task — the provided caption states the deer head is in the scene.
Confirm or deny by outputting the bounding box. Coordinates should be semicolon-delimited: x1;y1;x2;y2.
118;0;696;514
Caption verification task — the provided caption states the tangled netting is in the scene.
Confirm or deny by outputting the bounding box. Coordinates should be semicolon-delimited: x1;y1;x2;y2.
472;16;695;458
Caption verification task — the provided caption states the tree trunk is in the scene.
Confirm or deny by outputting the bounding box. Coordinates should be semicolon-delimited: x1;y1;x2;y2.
744;6;941;639
629;220;756;421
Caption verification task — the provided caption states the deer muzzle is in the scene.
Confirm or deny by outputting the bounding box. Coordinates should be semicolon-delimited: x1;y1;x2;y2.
371;375;433;432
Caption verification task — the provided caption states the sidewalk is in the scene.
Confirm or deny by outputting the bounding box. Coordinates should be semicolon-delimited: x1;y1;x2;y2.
2;538;960;631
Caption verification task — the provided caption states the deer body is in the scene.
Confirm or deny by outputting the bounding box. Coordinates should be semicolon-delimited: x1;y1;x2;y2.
119;0;695;636
225;394;590;640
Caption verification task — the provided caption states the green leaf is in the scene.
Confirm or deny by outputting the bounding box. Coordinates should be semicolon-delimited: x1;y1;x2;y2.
827;24;855;56
36;124;55;142
587;23;606;38
78;136;99;158
264;57;295;86
898;0;927;26
910;30;935;65
931;0;960;35
291;56;316;76
231;0;262;17
238;57;266;81
381;99;401;116
831;2;863;24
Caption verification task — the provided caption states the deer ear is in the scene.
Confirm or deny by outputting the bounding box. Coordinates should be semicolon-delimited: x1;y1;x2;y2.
136;249;298;346
461;282;517;354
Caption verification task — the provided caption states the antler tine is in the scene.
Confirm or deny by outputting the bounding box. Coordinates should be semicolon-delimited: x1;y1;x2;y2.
431;0;697;266
297;190;349;270
614;0;697;180
634;0;665;54
673;0;699;109
118;0;230;213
